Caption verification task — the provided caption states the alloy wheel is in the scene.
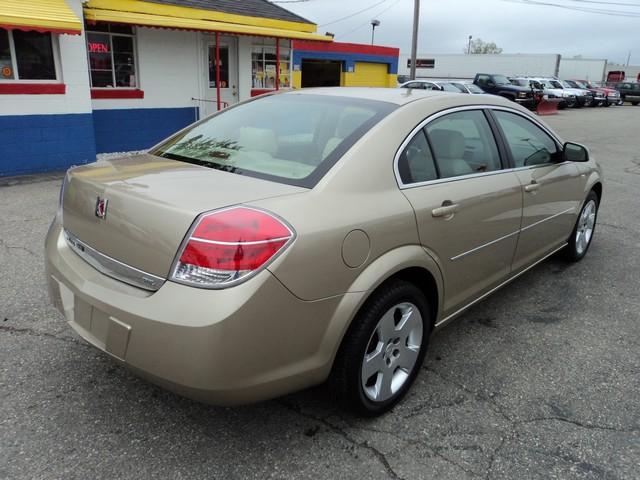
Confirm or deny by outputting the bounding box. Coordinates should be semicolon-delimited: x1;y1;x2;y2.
575;200;596;255
361;302;423;402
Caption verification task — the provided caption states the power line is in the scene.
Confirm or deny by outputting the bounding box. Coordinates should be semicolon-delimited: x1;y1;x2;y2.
319;0;389;27
563;0;640;6
501;0;640;16
336;0;403;39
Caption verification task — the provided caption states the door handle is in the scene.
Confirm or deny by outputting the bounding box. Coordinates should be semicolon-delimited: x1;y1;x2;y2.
524;181;540;193
432;202;459;218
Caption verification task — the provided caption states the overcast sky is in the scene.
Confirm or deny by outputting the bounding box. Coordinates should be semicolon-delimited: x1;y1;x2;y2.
276;0;638;65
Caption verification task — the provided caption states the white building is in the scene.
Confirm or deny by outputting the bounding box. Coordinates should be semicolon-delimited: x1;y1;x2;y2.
397;53;561;80
0;0;330;176
397;52;640;84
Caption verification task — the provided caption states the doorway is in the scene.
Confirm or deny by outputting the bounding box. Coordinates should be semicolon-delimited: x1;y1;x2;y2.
201;35;238;117
301;59;342;87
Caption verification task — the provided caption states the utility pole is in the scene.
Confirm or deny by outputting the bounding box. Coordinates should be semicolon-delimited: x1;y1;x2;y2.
409;0;420;80
626;51;631;66
467;35;473;55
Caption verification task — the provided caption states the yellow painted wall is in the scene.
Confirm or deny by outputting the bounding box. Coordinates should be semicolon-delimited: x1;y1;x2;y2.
292;70;302;89
345;62;388;87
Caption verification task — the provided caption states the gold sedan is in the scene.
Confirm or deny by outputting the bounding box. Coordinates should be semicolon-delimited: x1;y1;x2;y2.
45;88;602;416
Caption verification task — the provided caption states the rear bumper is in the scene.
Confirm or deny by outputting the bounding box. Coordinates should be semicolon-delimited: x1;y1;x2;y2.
45;219;362;405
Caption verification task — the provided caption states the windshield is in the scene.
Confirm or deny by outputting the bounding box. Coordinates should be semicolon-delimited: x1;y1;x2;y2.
549;80;563;89
560;80;574;88
493;75;511;85
151;94;396;188
441;83;465;92
565;80;580;88
464;83;484;93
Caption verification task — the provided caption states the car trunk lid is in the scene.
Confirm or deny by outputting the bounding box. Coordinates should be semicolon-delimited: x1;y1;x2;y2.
62;154;305;280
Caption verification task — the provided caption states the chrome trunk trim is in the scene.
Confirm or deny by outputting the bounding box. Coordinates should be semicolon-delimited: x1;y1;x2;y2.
64;230;165;292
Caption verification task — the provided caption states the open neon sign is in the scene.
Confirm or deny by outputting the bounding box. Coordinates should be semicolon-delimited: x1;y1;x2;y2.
88;42;109;53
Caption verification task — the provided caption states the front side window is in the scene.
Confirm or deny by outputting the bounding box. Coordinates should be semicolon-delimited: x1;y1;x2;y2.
426;110;502;178
86;24;136;88
151;94;396;187
252;43;290;89
493;110;559;167
0;29;56;80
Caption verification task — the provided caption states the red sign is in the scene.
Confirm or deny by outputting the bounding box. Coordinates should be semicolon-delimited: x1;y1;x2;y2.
88;42;109;53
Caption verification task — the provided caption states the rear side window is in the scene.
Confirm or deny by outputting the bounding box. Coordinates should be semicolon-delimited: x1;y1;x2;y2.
493;110;559;167
425;110;502;178
476;75;490;86
151;94;396;188
397;130;437;184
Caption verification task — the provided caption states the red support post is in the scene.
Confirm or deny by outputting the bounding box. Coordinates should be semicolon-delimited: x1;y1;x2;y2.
275;38;280;91
215;31;221;111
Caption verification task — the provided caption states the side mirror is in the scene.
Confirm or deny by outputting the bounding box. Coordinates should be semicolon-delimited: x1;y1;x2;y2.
563;142;589;162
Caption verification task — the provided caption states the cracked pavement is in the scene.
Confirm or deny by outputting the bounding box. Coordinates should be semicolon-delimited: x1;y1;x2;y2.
1;107;639;479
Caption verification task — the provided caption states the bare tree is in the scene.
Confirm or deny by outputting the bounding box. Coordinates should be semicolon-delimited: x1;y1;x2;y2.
466;38;503;54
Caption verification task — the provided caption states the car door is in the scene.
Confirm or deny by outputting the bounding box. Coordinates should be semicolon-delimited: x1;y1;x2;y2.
397;108;523;317
491;109;583;272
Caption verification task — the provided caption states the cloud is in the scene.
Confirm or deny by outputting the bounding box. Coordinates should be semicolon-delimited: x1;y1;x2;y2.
282;0;637;64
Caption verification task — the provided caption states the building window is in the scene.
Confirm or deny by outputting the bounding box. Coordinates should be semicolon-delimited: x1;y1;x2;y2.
251;44;291;89
86;23;137;88
208;45;229;88
0;29;57;81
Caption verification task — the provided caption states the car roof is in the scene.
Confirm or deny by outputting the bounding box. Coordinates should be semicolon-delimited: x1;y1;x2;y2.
281;87;516;107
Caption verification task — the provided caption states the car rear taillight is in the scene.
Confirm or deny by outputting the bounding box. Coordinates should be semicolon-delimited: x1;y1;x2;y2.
170;206;294;288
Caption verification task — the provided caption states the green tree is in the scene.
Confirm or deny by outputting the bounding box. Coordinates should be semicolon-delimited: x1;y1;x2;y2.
466;39;503;54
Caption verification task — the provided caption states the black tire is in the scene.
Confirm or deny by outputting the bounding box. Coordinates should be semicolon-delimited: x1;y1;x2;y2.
603;100;611;107
330;279;432;416
563;190;599;262
632;102;639;106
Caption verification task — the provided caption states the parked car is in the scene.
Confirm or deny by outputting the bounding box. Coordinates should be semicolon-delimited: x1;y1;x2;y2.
615;82;640;105
564;80;606;107
399;79;444;91
441;80;485;94
539;78;591;108
46;88;603;416
575;80;621;106
399;79;465;93
473;73;538;108
509;77;569;108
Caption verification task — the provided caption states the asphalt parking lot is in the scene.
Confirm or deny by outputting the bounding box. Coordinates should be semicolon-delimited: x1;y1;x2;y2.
1;105;639;480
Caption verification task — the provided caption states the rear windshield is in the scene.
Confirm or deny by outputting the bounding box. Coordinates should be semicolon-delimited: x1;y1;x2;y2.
151;93;396;188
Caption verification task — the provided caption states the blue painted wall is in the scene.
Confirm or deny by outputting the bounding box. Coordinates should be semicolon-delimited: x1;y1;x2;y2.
0;113;96;177
292;51;399;74
93;107;198;153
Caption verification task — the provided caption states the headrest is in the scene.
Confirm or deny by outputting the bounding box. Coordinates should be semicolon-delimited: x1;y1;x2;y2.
237;127;277;156
428;129;466;159
336;110;373;138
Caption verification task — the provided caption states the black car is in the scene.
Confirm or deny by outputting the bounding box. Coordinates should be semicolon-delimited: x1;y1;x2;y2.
615;82;640;105
474;73;539;109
